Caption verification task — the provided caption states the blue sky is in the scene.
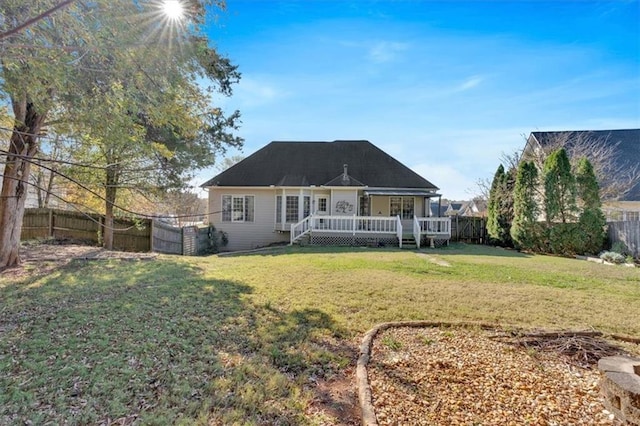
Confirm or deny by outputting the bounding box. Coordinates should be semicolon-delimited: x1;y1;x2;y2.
197;0;640;200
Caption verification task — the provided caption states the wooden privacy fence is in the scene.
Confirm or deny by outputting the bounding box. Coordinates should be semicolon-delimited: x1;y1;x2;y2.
450;216;487;244
607;221;639;258
22;208;151;252
151;222;213;255
21;208;217;255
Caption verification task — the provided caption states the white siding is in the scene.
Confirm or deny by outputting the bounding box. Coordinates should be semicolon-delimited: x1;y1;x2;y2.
208;187;288;251
330;189;358;215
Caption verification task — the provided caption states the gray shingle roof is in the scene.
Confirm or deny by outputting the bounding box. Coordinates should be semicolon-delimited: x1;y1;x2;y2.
530;129;640;201
202;140;438;189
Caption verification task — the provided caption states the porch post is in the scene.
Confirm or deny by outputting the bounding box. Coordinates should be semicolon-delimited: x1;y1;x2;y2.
282;189;286;225
352;214;356;236
299;188;304;222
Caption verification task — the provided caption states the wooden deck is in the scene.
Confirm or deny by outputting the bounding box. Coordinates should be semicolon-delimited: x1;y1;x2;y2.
290;215;451;248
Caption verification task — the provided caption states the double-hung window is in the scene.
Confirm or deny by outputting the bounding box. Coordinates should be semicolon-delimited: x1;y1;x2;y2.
285;196;299;222
222;195;254;222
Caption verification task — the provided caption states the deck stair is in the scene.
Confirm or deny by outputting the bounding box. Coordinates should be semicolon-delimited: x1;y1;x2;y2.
400;235;417;249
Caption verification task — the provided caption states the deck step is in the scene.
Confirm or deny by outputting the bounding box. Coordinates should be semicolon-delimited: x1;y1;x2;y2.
401;237;417;249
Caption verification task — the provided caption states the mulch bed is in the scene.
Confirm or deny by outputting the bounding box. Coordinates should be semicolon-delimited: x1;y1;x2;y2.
367;326;639;425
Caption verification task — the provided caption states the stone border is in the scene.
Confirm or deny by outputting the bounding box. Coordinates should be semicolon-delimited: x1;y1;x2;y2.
356;321;640;426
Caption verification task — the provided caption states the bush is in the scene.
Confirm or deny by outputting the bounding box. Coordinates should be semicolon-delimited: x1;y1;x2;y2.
600;251;626;264
547;223;584;256
610;241;630;256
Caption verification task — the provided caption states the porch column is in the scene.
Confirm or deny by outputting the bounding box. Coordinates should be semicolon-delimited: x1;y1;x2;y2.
281;189;287;224
299;188;304;222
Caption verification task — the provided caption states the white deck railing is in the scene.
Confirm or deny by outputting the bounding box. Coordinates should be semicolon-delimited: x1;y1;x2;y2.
290;215;452;245
291;215;401;243
290;215;313;244
416;216;451;236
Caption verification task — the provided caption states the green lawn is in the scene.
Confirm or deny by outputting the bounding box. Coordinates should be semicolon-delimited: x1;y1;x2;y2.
1;244;638;424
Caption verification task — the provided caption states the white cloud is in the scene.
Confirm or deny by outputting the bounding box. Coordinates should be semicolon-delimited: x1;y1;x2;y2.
454;75;484;92
368;41;409;63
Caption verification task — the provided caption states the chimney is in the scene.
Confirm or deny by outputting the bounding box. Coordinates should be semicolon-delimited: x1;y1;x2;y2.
342;164;349;183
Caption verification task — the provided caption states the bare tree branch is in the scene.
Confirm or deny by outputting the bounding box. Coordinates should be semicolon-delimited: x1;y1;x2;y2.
0;0;78;41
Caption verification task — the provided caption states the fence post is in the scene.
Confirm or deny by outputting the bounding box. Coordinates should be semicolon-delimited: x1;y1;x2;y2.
48;208;54;238
150;220;155;253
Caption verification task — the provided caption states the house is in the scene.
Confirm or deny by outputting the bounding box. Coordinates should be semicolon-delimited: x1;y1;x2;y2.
459;199;487;217
202;140;451;251
444;202;464;216
523;129;640;202
430;201;448;217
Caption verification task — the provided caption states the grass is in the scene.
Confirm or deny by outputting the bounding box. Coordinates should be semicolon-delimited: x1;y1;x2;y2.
1;243;638;424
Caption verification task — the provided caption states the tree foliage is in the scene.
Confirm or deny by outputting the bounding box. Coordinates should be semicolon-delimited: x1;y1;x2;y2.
510;161;539;250
0;0;242;264
575;157;606;254
486;164;515;246
525;131;639;201
543;148;576;224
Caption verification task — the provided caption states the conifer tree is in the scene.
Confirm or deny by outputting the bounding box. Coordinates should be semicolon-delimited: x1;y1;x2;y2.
511;161;539;250
486;164;516;246
575;157;606;253
543;148;576;223
486;165;504;240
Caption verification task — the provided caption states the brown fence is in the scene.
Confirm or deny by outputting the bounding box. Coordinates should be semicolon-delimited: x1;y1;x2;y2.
21;208;217;255
450;216;487;244
22;208;151;252
151;220;184;254
607;221;639;257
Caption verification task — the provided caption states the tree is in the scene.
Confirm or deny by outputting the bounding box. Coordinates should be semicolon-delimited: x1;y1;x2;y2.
526;131;639;201
510;161;539;250
0;1;241;266
575;157;606;254
487;165;506;242
486;164;515;245
216;154;245;172
543;148;576;224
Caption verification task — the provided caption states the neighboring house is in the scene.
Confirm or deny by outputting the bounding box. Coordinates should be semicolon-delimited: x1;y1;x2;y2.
444;202;464;216
459;199;487;217
202;140;451;251
430;201;448;217
0;163;66;209
523;129;640;202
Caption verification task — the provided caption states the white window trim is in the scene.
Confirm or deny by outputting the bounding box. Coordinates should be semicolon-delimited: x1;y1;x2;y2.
222;194;255;223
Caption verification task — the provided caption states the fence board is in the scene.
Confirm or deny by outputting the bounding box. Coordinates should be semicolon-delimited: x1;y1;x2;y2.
450;216;487;243
151;220;183;255
608;221;640;257
21;208;151;252
113;218;151;252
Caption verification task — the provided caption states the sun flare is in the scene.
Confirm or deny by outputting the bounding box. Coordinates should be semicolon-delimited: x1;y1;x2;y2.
162;0;184;20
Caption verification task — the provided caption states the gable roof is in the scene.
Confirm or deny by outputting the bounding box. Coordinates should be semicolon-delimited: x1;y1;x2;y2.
202;140;438;190
527;129;640;201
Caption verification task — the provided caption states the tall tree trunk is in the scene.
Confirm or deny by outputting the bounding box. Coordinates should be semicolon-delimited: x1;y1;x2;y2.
102;164;118;250
43;166;56;208
0;99;46;270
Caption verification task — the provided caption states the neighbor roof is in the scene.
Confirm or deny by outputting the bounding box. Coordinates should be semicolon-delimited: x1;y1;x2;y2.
528;129;640;201
202;140;438;190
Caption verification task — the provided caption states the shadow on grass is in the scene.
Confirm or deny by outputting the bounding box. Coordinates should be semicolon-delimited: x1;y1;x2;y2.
0;259;355;425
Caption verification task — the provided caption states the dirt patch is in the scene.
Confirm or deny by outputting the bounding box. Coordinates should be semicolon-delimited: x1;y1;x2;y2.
1;241;157;280
307;367;360;425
